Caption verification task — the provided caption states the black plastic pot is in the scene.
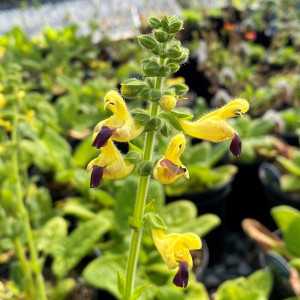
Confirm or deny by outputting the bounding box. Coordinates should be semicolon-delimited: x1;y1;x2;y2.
259;231;297;300
226;161;275;231
259;163;300;211
277;132;300;147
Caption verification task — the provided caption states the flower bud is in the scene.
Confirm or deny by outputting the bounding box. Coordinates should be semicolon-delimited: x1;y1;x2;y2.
147;117;162;131
159;95;177;112
138;35;160;55
125;151;142;164
148;17;161;29
133;112;150;125
168;47;189;64
141;59;160;77
149;90;161;102
161;15;170;31
121;78;148;99
160;120;172;137
154;29;169;43
166;83;189;97
166;63;180;74
168;18;183;33
166;42;182;59
138;162;153;176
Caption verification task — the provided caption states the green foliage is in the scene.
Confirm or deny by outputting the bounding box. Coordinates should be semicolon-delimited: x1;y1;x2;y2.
83;255;127;298
162;200;221;237
215;270;273;300
51;213;111;278
277;151;300;192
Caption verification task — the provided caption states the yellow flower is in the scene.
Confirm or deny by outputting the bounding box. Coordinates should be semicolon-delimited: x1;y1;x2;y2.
93;91;144;148
0;46;5;59
178;98;249;156
153;133;189;184
17;90;26;100
87;139;134;188
25;110;35;122
0;119;12;132
166;77;185;87
151;228;201;287
0;94;6;109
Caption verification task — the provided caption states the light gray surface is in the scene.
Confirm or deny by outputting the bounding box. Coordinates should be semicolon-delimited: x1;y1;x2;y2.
0;0;182;40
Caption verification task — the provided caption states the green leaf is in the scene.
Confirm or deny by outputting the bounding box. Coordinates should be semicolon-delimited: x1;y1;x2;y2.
248;119;275;136
37;216;68;254
73;138;98;168
114;177;138;232
62;200;96;220
245;270;273;298
187;282;209;300
50;278;76;300
144;213;166;230
289;258;300;272
281;174;300;192
163;200;197;228
83;255;126;298
117;272;125;299
147;180;165;214
157;286;185;300
271;205;300;234
51;213;111;278
284;217;300;257
130;284;152;300
277;156;300;176
187;214;221;237
169;109;193;120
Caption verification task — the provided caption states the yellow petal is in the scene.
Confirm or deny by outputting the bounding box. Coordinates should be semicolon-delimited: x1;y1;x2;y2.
87;139;134;179
153;133;188;184
151;229;201;270
179;99;249;142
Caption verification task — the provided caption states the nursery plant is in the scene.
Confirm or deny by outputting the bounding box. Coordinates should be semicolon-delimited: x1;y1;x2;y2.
242;205;300;297
85;14;249;299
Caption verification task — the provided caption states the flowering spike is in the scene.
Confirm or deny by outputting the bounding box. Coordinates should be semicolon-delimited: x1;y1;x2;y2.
92;126;117;149
90;165;105;188
173;261;189;288
230;133;242;157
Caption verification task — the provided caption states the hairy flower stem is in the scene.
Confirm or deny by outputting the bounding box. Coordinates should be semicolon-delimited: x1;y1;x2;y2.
12;103;48;300
124;63;164;299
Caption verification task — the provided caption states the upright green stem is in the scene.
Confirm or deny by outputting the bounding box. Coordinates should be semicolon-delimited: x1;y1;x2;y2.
11;104;48;300
124;69;164;299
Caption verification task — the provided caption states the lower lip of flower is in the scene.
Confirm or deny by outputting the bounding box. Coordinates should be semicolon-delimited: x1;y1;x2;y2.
230;133;242;157
173;260;189;288
90;165;105;188
92;126;117;149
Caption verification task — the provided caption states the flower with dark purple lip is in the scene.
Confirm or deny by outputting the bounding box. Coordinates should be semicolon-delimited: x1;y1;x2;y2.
230;133;242;157
173;261;189;288
178;99;249;157
92;126;117;149
90;165;105;188
151;229;201;288
87;139;134;188
93;90;144;143
153;133;189;184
